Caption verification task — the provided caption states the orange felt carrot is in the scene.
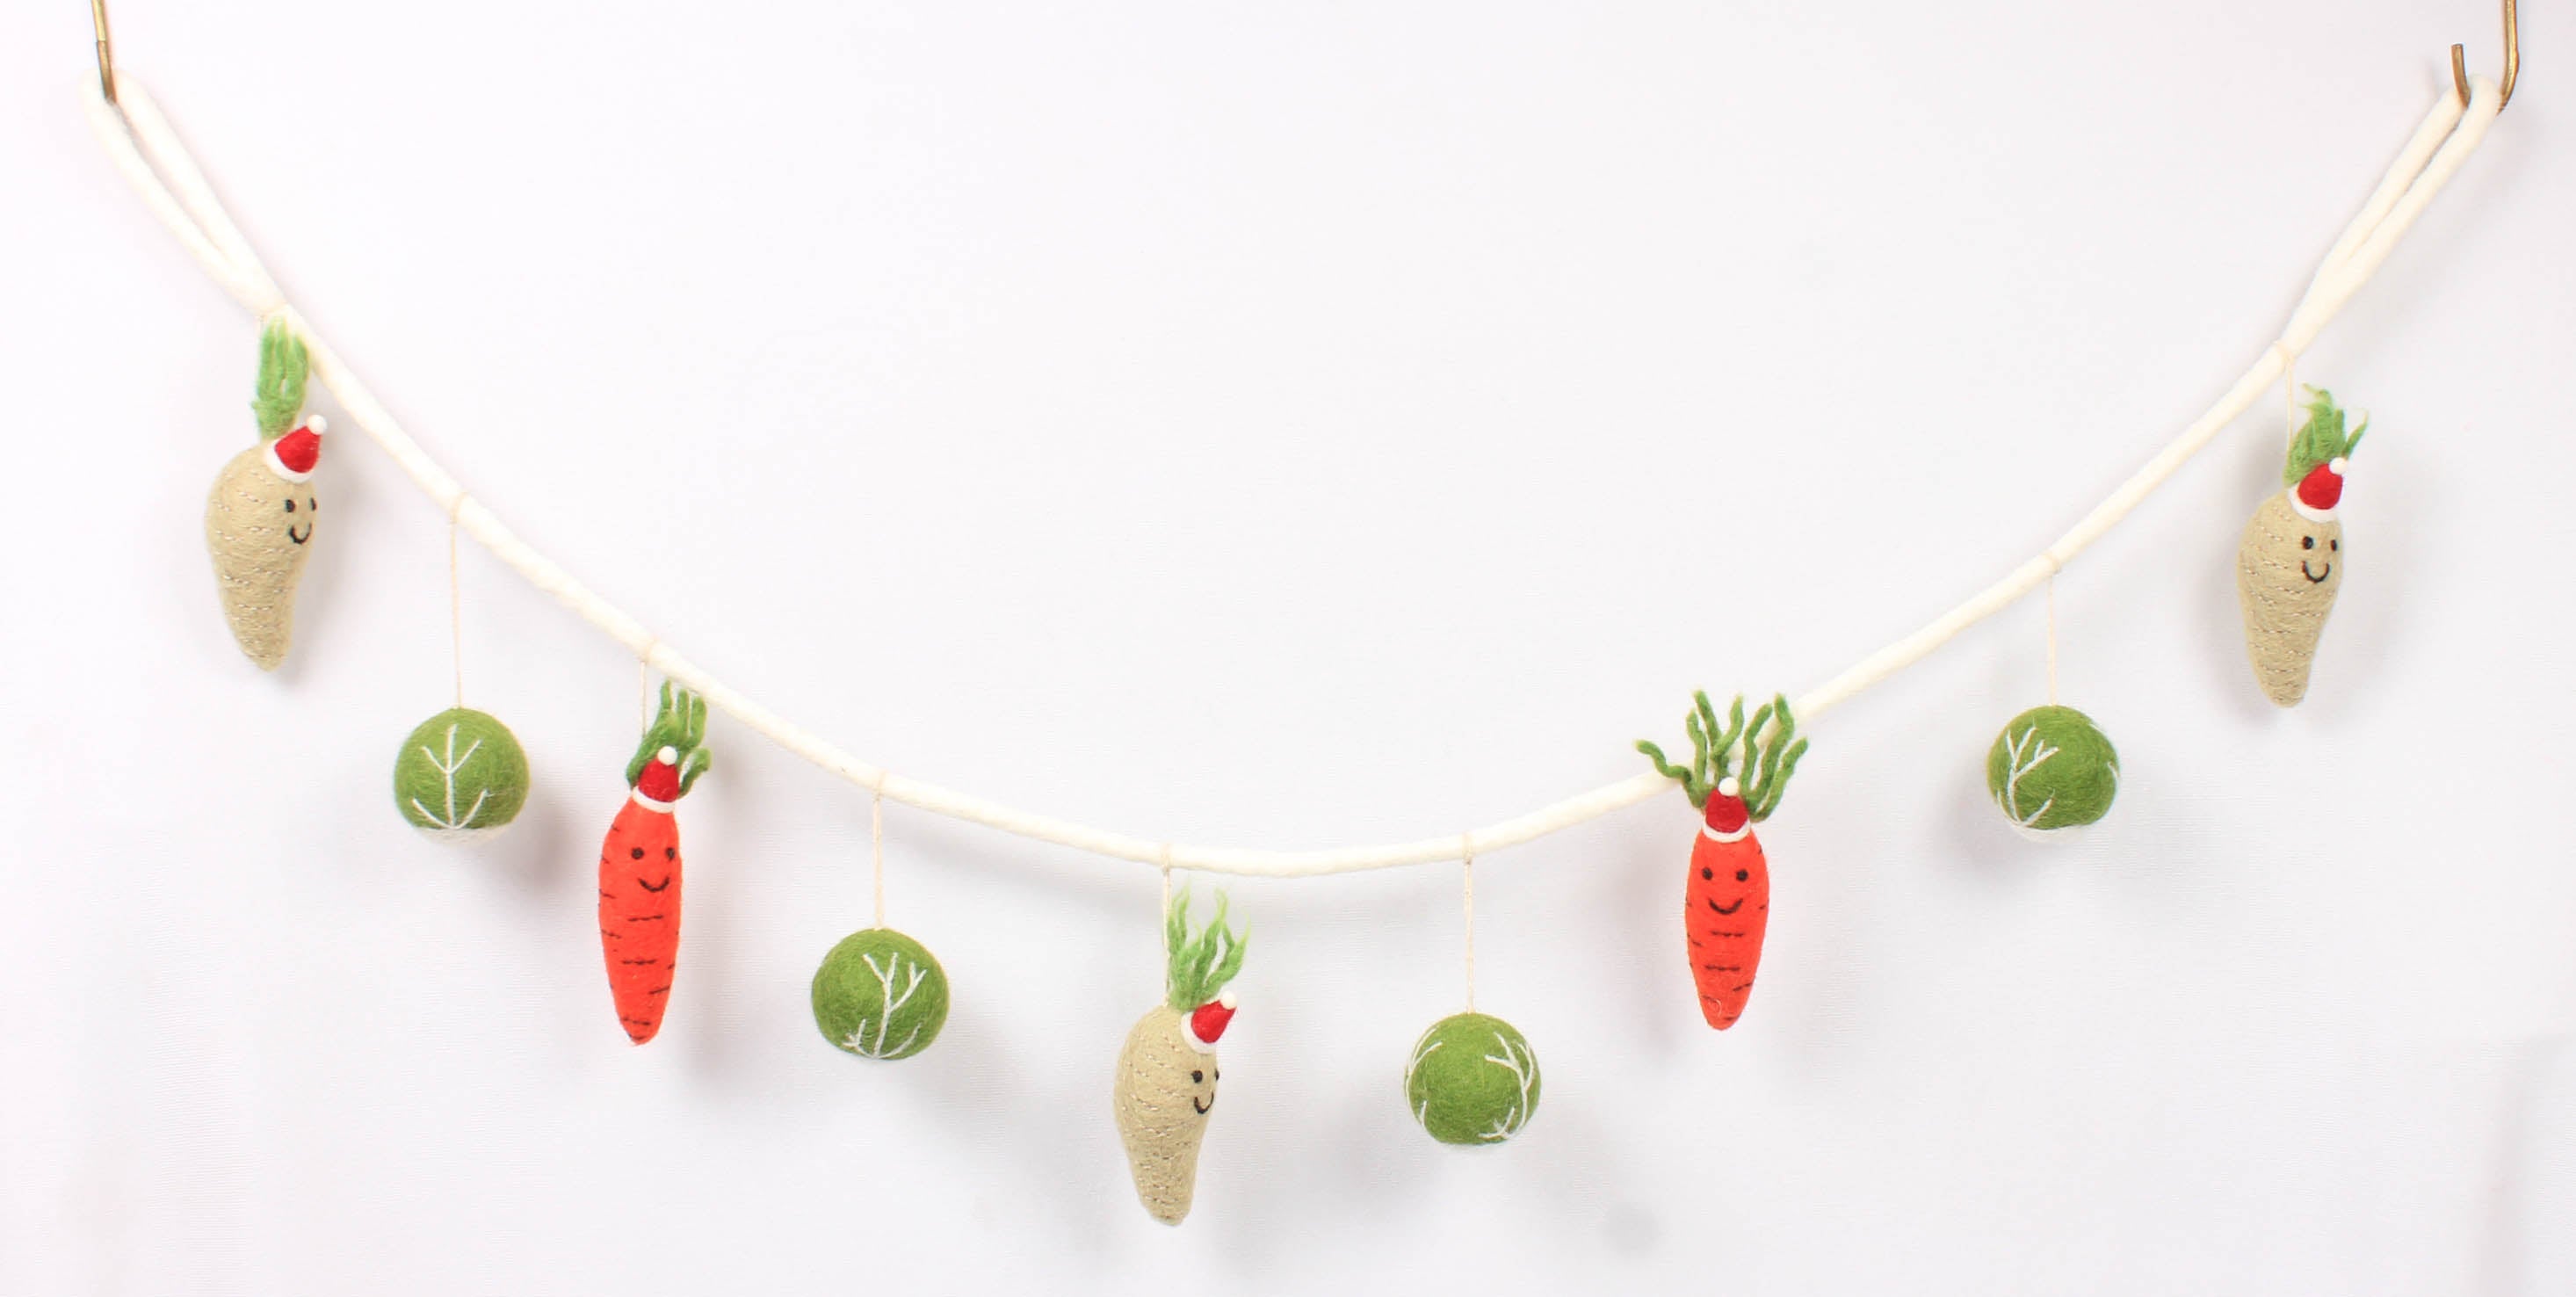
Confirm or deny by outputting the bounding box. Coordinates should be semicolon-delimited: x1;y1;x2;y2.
597;684;711;1045
1639;692;1807;1031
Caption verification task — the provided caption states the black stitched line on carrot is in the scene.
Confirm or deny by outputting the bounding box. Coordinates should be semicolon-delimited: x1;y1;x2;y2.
619;957;660;965
1708;898;1745;915
626;914;667;922
636;875;672;893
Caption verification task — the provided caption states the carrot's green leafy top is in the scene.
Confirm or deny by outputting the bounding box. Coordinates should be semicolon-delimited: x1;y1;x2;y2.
1637;691;1809;822
2284;388;2366;486
250;316;309;441
627;682;712;794
1164;887;1247;1011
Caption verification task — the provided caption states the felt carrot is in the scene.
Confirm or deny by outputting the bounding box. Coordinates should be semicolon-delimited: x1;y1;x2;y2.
1112;888;1245;1226
204;318;325;670
2238;388;2364;706
1638;692;1808;1031
597;684;711;1045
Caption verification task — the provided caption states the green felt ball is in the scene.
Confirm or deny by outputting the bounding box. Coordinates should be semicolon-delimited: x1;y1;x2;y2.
392;707;530;843
1404;1012;1541;1146
812;929;950;1061
1986;705;2120;837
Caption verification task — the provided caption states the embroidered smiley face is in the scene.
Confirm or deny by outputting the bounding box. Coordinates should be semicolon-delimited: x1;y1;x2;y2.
282;492;317;545
2296;526;2341;584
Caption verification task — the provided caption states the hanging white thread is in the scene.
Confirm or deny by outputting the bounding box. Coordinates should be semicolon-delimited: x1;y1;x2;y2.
82;73;2504;878
636;641;659;725
2044;573;2060;706
2273;341;2302;438
1157;845;1176;999
1460;837;1478;1013
447;495;467;708
870;786;887;929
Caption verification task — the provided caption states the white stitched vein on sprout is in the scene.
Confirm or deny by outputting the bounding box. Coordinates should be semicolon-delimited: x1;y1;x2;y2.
1406;1036;1443;1126
1477;1033;1537;1142
1999;724;2059;829
410;723;489;830
839;952;928;1057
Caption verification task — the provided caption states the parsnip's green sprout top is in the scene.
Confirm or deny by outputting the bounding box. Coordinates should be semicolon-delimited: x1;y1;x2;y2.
250;318;308;440
1164;888;1247;1011
2284;388;2366;485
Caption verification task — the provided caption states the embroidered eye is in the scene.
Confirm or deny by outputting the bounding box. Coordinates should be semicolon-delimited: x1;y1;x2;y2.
283;499;296;512
1701;866;1713;880
307;498;317;511
2329;539;2339;551
1190;1070;1204;1083
1735;869;1749;881
2300;535;2313;549
630;847;645;859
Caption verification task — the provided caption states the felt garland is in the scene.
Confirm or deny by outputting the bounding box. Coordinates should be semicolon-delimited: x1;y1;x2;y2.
1638;693;1809;1031
1112;887;1245;1225
88;69;2504;876
203;317;324;670
392;707;531;842
1986;705;2120;840
597;684;712;1045
2238;388;2364;706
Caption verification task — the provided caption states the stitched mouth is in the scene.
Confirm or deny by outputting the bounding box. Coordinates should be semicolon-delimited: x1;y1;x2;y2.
2301;560;2329;583
1191;1095;1212;1114
286;524;312;545
1706;897;1745;915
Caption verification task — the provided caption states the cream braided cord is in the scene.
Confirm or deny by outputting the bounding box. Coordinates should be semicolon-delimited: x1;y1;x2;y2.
83;74;2502;877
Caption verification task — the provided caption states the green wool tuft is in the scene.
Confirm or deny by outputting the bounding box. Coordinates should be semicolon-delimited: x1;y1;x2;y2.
1986;705;2120;838
627;683;712;793
811;929;950;1061
1405;1012;1541;1146
1164;887;1248;1012
1636;690;1809;820
392;708;531;842
2283;387;2366;486
250;316;310;441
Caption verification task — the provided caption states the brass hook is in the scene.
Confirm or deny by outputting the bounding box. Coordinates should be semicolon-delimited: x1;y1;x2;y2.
91;0;115;103
2451;0;2518;110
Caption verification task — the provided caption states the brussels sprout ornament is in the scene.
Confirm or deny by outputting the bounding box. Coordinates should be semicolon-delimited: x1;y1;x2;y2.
392;707;531;843
1986;705;2120;840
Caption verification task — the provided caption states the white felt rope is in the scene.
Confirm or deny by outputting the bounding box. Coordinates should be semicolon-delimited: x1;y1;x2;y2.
83;74;2503;878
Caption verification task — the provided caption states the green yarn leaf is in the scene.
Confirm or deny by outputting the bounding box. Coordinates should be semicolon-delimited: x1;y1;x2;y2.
2283;388;2366;485
626;682;713;793
1639;690;1805;817
1164;887;1247;1011
250;316;309;440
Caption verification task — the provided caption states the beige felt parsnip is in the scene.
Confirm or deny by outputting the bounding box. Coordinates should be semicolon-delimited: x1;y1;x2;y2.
204;319;324;670
2237;389;2363;706
1112;888;1244;1225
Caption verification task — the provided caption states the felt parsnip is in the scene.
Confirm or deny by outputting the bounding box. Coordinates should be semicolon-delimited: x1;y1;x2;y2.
597;685;711;1045
1112;888;1245;1226
204;318;325;670
1639;692;1809;1031
2238;388;2364;706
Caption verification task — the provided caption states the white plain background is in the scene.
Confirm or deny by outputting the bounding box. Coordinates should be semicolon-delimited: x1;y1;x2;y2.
4;1;2572;1293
